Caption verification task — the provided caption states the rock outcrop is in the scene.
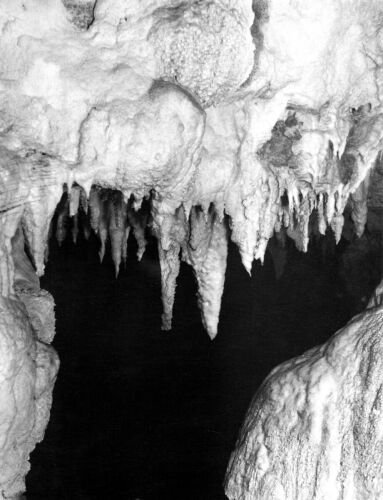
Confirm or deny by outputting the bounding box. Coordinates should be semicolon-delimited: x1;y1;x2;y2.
226;284;383;499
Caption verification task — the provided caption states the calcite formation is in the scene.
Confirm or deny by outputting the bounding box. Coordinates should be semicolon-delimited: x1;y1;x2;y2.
225;284;383;500
0;0;382;497
0;229;58;499
148;0;254;106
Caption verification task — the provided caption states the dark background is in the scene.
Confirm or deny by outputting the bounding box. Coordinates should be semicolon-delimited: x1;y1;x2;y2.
26;223;381;499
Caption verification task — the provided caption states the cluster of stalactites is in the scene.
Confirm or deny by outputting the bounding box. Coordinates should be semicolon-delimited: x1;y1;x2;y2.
272;150;383;255
53;185;230;339
274;187;347;254
54;185;149;277
51;160;377;339
153;205;229;339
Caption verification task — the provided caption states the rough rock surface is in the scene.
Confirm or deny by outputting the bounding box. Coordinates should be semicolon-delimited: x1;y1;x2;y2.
148;0;254;106
62;0;96;30
0;297;58;500
0;228;59;498
225;292;383;499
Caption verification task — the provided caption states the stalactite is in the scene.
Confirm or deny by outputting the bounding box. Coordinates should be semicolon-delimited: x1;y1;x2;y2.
127;208;148;262
79;187;88;215
350;175;370;237
317;193;327;235
81;210;91;241
331;213;344;244
121;226;131;267
254;178;280;263
285;196;311;252
158;240;181;331
21;184;64;277
108;192;126;277
69;185;81;217
97;196;108;263
71;214;79;244
89;187;102;233
182;206;228;339
326;192;336;225
55;194;69;247
153;208;188;331
298;197;310;252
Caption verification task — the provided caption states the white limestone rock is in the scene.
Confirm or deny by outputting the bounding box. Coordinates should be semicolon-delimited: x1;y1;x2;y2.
0;297;58;500
225;302;383;500
0;225;59;499
77;81;205;211
148;0;255;106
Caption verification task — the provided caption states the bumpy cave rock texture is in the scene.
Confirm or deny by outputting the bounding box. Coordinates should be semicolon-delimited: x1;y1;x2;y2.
225;286;383;500
0;0;383;498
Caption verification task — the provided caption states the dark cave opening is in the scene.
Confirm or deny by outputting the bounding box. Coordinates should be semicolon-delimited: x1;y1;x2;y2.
25;213;381;500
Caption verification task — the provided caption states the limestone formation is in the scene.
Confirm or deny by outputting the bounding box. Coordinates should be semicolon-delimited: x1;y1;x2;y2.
0;229;59;499
0;0;382;496
225;284;383;500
